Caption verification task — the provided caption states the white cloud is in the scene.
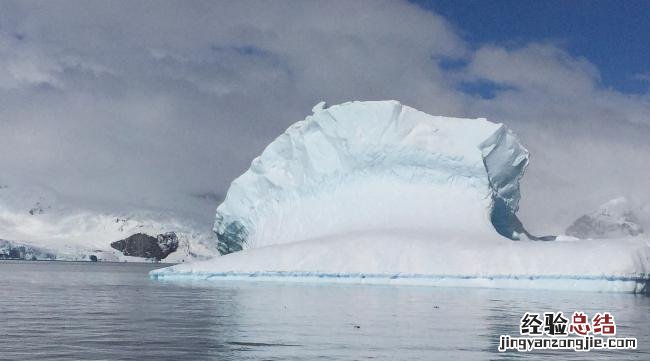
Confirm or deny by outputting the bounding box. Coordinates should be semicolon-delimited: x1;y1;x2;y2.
633;71;650;82
0;0;648;233
467;43;599;95
0;34;61;89
458;42;650;231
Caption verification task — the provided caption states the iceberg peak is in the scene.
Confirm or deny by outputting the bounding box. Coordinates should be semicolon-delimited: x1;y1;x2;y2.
312;101;327;113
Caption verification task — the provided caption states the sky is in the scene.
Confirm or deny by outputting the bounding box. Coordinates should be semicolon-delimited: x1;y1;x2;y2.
421;0;650;94
0;0;649;233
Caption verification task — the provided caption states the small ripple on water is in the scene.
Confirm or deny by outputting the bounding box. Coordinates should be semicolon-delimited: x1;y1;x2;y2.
226;341;301;347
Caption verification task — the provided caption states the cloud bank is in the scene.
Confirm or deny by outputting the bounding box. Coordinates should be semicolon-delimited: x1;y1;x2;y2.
0;0;649;232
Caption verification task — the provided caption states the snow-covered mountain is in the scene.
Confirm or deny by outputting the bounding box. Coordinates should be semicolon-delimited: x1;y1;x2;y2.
153;101;650;293
0;185;219;262
565;197;644;239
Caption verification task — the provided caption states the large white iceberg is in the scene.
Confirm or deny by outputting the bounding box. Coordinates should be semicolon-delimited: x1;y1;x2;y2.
151;101;650;293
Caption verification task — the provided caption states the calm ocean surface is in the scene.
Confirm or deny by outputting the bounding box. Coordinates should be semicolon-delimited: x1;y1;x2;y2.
1;261;649;360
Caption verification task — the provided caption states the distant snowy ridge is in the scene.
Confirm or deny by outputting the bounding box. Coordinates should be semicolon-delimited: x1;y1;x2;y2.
152;101;650;292
0;185;219;262
566;197;644;239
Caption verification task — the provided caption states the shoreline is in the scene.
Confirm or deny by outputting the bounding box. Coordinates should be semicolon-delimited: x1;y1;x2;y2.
0;258;176;265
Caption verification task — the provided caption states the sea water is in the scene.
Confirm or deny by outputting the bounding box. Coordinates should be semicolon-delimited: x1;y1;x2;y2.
1;261;649;360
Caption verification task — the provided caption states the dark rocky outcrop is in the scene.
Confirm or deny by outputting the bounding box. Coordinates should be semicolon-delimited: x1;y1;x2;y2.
28;202;46;215
110;232;179;260
156;232;179;256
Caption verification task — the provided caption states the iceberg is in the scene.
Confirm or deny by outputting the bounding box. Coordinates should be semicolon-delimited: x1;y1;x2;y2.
215;100;530;253
151;101;650;293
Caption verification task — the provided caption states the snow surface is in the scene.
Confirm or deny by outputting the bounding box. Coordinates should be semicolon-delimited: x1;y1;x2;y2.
152;231;650;293
151;101;650;292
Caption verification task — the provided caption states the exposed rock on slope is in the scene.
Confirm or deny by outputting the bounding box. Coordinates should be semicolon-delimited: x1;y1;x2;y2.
111;232;179;260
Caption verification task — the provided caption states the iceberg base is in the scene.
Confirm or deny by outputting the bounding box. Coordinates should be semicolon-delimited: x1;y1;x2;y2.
150;270;648;294
150;232;650;294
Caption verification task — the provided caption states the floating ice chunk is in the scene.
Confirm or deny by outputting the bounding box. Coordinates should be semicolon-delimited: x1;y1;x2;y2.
152;101;650;293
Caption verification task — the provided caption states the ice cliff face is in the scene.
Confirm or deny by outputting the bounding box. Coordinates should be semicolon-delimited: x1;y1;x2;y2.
566;197;644;239
215;101;530;254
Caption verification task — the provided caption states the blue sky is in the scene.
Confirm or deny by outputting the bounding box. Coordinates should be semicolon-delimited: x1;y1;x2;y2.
417;0;650;93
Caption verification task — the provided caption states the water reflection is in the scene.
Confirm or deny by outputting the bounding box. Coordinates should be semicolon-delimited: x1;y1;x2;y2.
1;261;648;360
